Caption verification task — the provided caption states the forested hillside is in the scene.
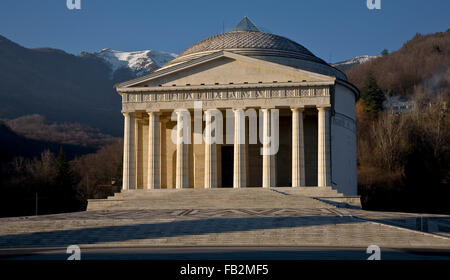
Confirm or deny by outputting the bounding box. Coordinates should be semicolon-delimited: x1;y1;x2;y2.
347;30;450;96
351;30;449;213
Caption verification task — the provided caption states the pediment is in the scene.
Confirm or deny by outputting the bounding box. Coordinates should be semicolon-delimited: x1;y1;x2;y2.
116;51;335;89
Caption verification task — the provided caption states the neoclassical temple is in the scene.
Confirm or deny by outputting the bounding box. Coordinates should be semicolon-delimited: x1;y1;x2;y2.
115;17;359;195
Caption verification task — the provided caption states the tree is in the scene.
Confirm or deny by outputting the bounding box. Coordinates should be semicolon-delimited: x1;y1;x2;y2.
381;49;389;56
361;74;385;115
54;147;81;212
55;147;77;188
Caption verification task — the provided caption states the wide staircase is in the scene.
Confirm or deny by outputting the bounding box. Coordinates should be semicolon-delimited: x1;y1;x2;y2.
87;187;361;211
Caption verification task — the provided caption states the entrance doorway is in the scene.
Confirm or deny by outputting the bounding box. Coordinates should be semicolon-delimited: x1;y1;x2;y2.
221;146;233;188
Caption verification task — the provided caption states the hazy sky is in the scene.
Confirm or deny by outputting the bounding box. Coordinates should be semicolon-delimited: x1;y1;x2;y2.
0;0;449;62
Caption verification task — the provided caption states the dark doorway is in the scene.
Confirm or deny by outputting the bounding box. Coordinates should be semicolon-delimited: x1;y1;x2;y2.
221;146;234;188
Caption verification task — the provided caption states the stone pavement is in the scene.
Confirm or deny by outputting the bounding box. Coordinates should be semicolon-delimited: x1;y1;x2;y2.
0;189;448;251
0;207;449;250
345;208;450;239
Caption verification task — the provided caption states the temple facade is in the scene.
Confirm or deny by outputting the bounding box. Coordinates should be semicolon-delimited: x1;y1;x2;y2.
115;17;359;195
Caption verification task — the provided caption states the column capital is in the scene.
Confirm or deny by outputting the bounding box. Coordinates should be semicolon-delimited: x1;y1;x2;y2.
316;104;331;111
260;106;275;110
122;111;138;118
174;108;189;115
204;108;221;113
290;106;305;112
232;107;246;112
146;109;160;114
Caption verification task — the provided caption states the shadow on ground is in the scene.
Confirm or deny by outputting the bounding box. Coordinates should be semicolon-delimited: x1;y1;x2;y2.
0;214;449;249
1;216;356;248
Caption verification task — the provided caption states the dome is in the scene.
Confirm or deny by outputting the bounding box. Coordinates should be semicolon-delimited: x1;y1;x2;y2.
177;31;325;63
161;17;346;80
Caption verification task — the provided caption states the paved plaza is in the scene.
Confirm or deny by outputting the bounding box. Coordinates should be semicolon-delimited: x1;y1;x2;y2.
0;189;449;259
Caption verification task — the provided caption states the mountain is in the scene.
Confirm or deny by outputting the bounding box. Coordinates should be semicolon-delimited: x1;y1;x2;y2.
2;114;118;148
0;122;95;163
0;34;176;136
88;48;176;77
346;30;450;96
332;55;378;72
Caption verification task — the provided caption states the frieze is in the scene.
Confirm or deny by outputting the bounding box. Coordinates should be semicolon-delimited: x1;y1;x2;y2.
122;86;330;104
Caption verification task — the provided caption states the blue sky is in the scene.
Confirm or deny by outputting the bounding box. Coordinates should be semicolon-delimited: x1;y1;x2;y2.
0;0;449;63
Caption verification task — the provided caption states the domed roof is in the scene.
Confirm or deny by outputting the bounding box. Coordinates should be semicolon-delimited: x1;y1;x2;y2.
163;17;345;80
177;31;325;64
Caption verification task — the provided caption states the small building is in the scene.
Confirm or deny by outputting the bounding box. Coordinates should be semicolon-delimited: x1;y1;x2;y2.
384;95;415;114
114;17;359;195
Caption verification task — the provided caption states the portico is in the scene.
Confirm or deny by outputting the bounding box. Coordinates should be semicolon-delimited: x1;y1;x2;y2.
120;91;332;190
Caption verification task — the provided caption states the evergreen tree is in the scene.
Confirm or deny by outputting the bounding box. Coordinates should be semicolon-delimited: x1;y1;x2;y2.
54;147;80;211
361;74;385;115
55;147;72;186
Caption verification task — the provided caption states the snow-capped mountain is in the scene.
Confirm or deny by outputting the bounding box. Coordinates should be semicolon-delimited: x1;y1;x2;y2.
332;55;378;72
92;48;177;76
92;48;374;76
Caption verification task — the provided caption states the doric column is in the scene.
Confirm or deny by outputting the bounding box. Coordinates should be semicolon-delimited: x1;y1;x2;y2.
233;108;246;188
147;111;160;189
122;111;135;190
204;110;218;188
317;106;331;187
176;110;189;189
291;107;305;187
262;108;276;188
134;117;140;188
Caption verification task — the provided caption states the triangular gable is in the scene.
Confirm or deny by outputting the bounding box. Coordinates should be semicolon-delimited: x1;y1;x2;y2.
116;51;335;89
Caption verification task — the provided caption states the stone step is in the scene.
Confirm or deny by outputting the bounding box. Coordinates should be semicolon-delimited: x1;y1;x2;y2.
87;187;348;211
86;199;332;211
110;187;342;199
